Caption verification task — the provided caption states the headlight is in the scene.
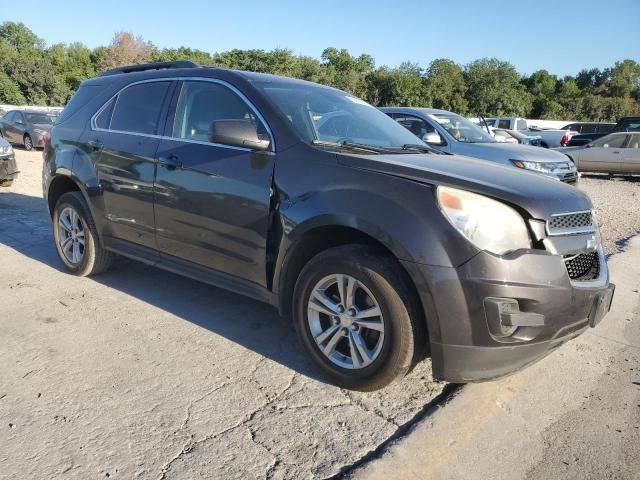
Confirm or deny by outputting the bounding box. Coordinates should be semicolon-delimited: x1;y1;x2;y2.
510;159;556;174
0;145;13;155
437;186;532;255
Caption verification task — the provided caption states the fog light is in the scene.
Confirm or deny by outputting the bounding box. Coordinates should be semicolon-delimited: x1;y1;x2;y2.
484;297;545;339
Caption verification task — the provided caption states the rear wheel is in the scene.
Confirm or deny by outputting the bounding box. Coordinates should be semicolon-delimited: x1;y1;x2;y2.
293;245;423;391
53;192;112;276
23;134;33;151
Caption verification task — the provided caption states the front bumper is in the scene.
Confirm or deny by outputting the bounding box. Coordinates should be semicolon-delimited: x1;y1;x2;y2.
0;153;18;183
402;245;613;383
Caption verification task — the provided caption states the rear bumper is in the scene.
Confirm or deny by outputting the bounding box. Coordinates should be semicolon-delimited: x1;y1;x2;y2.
402;247;613;383
0;153;18;183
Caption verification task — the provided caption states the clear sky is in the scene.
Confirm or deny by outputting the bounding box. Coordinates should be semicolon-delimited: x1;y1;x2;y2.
2;0;639;77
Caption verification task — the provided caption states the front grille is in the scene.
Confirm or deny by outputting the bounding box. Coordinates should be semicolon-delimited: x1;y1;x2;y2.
548;211;594;235
564;251;600;281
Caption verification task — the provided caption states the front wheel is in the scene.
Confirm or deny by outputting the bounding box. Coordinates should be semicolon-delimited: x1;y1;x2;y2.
23;134;33;151
53;192;112;276
293;245;423;391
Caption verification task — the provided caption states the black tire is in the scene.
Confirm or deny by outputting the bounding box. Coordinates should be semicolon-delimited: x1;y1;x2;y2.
23;133;33;151
52;191;112;276
0;179;13;187
293;245;424;391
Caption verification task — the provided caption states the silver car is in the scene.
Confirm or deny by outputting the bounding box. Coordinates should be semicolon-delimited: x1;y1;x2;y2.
561;132;640;175
381;107;578;183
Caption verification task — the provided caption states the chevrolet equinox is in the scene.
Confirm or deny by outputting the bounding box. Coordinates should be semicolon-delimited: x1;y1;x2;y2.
43;61;615;391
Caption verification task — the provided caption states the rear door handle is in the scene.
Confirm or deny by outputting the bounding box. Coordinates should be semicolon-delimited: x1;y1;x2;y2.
88;139;103;151
158;154;183;170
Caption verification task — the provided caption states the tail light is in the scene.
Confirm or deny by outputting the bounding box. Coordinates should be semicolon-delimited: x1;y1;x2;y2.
560;134;569;146
42;132;51;161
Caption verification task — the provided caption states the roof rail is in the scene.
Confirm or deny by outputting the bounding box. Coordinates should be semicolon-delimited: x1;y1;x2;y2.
99;61;199;77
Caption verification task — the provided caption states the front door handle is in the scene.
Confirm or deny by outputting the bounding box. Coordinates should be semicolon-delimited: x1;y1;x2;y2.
158;154;183;170
88;139;103;151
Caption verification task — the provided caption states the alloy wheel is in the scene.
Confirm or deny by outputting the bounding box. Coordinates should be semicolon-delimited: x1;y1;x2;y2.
57;206;85;264
307;274;385;369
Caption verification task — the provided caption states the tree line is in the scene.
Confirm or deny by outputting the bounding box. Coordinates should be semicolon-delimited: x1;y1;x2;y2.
1;22;639;121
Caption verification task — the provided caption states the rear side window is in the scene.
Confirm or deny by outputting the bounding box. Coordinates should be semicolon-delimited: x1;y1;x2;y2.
57;85;103;124
110;82;172;135
498;119;510;129
581;124;597;134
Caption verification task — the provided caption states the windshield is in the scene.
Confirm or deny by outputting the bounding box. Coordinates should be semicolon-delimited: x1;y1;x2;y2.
430;113;496;143
258;82;426;150
25;113;53;125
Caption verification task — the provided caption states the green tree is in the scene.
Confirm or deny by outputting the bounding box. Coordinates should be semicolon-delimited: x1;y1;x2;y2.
463;58;532;117
0;72;26;104
424;58;467;113
0;22;44;53
366;63;430;106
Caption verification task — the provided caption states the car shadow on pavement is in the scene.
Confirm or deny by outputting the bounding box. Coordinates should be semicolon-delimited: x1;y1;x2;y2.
0;191;326;383
581;173;640;182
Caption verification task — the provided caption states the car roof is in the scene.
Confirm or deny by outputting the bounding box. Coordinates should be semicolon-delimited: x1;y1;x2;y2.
379;106;454;115
83;65;340;93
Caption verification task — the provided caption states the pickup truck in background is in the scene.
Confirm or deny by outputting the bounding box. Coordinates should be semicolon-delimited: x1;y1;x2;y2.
565;117;640;146
485;117;576;148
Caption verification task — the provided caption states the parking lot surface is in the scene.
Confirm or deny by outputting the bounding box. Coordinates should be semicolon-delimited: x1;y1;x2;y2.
2;150;640;479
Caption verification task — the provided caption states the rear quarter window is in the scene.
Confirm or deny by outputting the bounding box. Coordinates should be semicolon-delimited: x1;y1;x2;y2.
56;85;104;124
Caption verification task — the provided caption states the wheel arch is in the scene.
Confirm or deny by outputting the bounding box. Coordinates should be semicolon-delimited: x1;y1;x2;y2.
274;218;423;320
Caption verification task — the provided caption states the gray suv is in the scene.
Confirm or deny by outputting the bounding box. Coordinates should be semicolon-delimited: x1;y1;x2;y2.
382;107;579;183
43;62;613;390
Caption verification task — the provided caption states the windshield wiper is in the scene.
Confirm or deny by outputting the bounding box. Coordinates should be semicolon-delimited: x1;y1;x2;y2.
397;143;446;154
311;140;382;154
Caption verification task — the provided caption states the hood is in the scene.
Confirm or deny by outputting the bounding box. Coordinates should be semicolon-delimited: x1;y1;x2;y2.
453;142;571;164
338;152;592;221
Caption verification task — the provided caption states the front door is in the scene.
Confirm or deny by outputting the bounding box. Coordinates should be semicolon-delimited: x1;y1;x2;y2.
86;80;175;250
154;79;275;287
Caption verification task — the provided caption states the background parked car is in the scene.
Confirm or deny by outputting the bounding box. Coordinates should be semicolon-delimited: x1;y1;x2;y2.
561;132;640;174
0;136;17;187
567;117;640;146
382;107;578;183
492;128;543;146
0;110;53;150
484;117;576;147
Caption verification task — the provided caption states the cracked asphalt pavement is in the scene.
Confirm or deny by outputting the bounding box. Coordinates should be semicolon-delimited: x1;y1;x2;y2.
0;150;445;479
2;152;639;479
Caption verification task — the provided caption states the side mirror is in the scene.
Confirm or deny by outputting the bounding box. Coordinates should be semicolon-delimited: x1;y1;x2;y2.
585;144;593;148
422;132;443;146
209;119;271;151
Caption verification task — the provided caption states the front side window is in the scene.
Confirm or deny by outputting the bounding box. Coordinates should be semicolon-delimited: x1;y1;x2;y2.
430;113;496;143
110;82;172;135
592;134;627;148
172;81;268;143
393;115;435;138
497;119;510;129
258;82;424;149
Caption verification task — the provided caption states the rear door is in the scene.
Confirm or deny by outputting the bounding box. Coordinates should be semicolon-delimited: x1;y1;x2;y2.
87;80;175;251
153;79;276;286
622;135;640;173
